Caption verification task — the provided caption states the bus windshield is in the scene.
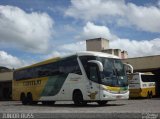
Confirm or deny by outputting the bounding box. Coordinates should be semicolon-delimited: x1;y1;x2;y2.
99;57;128;87
80;56;128;87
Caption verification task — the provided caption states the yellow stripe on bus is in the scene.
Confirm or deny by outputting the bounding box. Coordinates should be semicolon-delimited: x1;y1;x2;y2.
12;77;49;101
102;85;127;91
129;87;155;98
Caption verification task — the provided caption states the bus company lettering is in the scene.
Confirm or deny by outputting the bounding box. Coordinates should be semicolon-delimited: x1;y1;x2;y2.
23;80;41;86
70;77;81;81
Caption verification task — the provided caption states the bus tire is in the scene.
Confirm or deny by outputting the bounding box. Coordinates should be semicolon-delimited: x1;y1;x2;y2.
97;101;108;106
42;101;55;105
150;92;153;99
27;92;33;105
73;90;86;106
47;101;55;105
20;93;25;101
20;93;28;105
147;92;151;99
32;101;38;105
42;101;47;105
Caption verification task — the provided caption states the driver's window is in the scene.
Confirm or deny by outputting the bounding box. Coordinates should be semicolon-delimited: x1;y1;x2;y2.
89;65;98;83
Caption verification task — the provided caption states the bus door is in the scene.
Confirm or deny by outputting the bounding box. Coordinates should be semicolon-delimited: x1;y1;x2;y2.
87;63;100;100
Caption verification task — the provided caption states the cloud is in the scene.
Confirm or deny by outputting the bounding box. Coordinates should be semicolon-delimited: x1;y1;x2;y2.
76;22;117;40
65;0;126;20
44;22;160;58
44;38;160;59
126;3;160;32
0;5;54;53
65;0;160;33
158;0;160;7
0;51;27;68
76;22;160;58
110;38;160;57
45;41;86;59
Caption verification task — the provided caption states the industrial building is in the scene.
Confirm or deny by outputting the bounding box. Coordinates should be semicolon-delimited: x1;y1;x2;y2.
86;38;128;59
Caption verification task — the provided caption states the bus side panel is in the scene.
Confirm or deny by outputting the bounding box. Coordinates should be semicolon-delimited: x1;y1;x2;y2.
39;74;91;101
129;89;141;98
12;77;48;101
141;87;155;97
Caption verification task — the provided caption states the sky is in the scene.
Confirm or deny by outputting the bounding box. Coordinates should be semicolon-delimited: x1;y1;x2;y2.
0;0;160;69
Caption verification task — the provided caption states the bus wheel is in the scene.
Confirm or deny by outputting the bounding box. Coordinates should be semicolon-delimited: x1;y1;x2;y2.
73;90;86;106
32;101;38;105
147;92;151;99
42;101;55;105
20;93;28;105
97;101;108;106
27;92;33;105
42;101;47;105
47;101;55;105
150;92;153;99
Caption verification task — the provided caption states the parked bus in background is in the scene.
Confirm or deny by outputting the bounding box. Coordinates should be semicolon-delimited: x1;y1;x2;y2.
12;51;129;106
128;72;155;98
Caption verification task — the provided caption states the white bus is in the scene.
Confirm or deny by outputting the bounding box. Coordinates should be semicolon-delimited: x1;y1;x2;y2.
13;51;129;106
128;72;155;98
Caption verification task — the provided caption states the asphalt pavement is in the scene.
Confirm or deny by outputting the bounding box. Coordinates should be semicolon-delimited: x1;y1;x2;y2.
0;98;160;119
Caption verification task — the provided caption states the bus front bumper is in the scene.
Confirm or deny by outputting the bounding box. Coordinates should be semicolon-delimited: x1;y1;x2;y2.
100;90;129;100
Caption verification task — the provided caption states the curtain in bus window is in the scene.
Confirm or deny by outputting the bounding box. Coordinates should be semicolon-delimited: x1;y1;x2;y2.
40;74;68;96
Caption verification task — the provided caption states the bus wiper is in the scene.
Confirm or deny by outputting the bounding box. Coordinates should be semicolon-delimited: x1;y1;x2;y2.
115;68;119;77
112;62;120;85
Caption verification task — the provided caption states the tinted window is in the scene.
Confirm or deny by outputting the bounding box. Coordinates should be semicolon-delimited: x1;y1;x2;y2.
14;55;82;80
79;56;96;78
89;65;99;83
141;75;160;82
59;56;82;75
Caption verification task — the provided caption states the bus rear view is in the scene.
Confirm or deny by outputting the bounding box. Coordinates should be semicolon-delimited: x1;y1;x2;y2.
128;73;155;98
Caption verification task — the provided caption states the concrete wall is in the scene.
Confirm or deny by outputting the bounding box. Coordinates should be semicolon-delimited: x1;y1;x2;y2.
0;71;13;100
102;49;114;54
123;55;160;73
0;72;13;81
86;38;128;59
121;51;128;59
86;38;109;52
114;49;121;57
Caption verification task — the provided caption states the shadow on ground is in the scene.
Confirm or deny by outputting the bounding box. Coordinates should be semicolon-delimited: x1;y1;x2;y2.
12;103;126;108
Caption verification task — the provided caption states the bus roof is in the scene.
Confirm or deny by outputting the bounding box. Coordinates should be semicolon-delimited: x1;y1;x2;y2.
16;51;119;71
128;72;154;75
76;51;119;59
16;57;61;71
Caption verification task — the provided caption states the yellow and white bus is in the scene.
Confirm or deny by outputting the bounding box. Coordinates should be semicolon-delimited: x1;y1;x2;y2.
128;72;155;98
12;51;129;106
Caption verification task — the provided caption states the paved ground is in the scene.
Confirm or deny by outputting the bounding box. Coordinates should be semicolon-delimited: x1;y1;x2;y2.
0;98;160;118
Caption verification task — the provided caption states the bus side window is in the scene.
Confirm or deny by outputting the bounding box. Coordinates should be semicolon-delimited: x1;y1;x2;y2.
88;64;99;83
59;56;82;75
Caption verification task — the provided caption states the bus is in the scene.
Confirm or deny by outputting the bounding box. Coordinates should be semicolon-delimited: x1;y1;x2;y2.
128;72;156;98
12;51;129;106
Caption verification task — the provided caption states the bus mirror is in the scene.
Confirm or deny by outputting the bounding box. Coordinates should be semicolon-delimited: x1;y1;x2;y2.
123;63;133;73
88;60;103;72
